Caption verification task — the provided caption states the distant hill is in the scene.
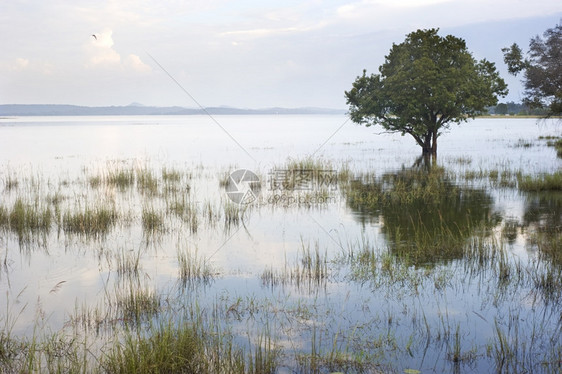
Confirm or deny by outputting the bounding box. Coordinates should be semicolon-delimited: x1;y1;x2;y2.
0;104;346;116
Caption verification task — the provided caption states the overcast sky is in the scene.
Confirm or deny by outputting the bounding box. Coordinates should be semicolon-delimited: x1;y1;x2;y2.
1;0;561;109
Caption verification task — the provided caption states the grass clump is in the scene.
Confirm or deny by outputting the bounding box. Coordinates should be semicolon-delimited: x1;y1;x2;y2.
177;248;214;286
137;168;159;196
167;197;198;233
103;322;206;373
261;241;328;290
224;202;242;228
142;208;165;234
162;167;182;183
116;285;161;323
0;199;52;241
517;171;562;191
107;168;135;190
62;206;118;237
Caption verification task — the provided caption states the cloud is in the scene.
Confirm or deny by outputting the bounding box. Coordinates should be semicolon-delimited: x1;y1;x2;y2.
14;58;30;70
85;29;150;73
86;29;121;67
125;54;151;73
92;29;115;49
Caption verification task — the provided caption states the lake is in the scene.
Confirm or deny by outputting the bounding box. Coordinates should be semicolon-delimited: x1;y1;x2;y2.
0;115;560;373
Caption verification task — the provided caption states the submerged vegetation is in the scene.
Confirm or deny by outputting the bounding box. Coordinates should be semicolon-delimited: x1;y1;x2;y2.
0;148;561;373
346;166;499;264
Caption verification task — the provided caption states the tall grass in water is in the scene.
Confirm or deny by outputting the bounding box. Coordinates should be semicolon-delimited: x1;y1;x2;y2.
345;166;499;265
102;319;278;374
0;199;52;242
224;201;242;228
141;207;165;235
89;167;134;190
103;321;206;373
161;167;182;183
113;282;161;324
517;171;562;191
62;206;118;237
136;168;159;196
115;247;142;277
167;195;198;233
177;248;214;286
261;240;328;290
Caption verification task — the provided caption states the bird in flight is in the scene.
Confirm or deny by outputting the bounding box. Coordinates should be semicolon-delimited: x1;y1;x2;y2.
92;34;97;40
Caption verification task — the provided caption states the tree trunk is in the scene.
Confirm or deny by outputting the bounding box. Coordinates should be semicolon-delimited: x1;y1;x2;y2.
431;130;438;155
421;133;433;155
421;130;438;156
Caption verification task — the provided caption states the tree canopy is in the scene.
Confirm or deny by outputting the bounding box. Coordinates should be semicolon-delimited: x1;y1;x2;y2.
345;28;508;155
502;22;562;117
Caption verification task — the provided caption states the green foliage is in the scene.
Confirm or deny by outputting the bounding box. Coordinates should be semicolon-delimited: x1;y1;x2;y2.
517;172;562;192
103;323;205;374
502;23;562;116
345;166;499;264
346;28;508;154
63;207;118;237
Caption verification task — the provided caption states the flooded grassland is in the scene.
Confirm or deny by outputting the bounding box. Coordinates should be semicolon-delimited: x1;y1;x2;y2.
0;115;560;373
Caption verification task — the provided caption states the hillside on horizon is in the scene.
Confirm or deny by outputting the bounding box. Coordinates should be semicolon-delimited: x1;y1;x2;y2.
0;104;346;116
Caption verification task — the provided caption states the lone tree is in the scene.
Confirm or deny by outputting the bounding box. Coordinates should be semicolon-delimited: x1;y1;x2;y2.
345;29;508;155
502;22;562;117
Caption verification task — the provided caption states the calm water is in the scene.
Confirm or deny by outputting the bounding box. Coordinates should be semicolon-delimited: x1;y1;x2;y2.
0;115;560;373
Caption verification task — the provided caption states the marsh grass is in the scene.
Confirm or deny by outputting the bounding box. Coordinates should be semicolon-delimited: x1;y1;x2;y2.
542;136;562;158
517;171;562;191
346;167;499;265
103;321;206;373
261;241;328;290
63;206;118;237
115;248;142;277
272;157;334;191
2;160;561;373
141;207;165;235
3;174;19;192
102;319;279;374
530;228;562;265
0;198;52;243
136;168;159;196
177;248;214;286
224;201;242;228
167;196;198;233
161;167;182;183
115;283;161;323
107;168;135;190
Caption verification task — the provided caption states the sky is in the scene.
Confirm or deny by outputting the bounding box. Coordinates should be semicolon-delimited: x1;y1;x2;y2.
1;0;561;109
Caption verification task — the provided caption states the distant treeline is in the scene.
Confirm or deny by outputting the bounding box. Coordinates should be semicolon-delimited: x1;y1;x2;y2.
0;104;345;116
487;101;548;116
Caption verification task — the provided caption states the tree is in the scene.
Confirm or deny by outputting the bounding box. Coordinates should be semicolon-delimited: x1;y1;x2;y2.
502;22;562;117
345;29;508;155
495;103;509;115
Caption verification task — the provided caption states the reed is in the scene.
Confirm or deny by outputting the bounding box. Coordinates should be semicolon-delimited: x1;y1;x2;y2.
224;202;242;228
517;171;562;191
115;283;161;323
177;248;214;286
62;206;118;237
108;168;135;190
141;207;165;234
162;167;182;183
261;240;328;290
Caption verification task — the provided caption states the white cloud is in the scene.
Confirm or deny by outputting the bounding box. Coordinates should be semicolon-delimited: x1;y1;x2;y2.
92;29;115;49
86;29;121;67
14;58;30;70
1;0;561;107
125;54;151;73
